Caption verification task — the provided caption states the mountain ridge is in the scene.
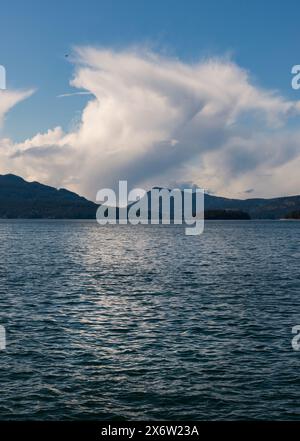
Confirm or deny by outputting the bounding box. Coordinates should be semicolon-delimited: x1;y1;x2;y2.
0;173;97;218
0;173;300;219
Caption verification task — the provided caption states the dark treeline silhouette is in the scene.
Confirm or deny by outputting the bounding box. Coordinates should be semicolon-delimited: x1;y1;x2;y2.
285;211;300;219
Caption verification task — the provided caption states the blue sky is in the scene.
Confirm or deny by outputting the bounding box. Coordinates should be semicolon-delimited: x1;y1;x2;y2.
1;0;299;140
1;0;300;199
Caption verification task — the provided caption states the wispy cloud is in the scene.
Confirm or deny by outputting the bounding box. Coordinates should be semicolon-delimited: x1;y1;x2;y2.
57;91;93;98
0;89;34;128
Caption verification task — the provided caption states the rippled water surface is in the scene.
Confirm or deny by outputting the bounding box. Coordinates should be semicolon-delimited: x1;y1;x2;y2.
0;220;300;420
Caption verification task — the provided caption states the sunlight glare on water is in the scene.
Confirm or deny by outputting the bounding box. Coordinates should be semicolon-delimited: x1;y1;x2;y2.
0;220;299;420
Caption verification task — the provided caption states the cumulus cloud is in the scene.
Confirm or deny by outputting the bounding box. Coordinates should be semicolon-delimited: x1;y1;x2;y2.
1;47;300;199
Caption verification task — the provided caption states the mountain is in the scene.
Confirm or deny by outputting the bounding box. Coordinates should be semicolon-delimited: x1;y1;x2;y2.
134;188;300;220
128;189;253;220
0;174;97;218
0;173;300;219
204;193;300;219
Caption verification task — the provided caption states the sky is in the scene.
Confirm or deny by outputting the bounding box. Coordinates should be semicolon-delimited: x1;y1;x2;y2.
1;0;300;199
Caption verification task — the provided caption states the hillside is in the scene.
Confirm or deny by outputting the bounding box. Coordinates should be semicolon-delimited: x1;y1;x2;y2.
204;193;300;219
137;188;300;220
0;174;300;219
0;174;97;218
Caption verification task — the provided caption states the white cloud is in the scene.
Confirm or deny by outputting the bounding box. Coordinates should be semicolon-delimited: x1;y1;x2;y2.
1;47;300;199
0;89;34;128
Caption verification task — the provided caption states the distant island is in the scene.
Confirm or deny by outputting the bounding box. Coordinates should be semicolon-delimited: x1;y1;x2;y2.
204;210;251;220
285;211;300;220
0;173;300;220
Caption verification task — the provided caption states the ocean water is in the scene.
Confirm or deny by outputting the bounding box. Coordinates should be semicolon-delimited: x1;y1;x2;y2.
0;220;299;421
